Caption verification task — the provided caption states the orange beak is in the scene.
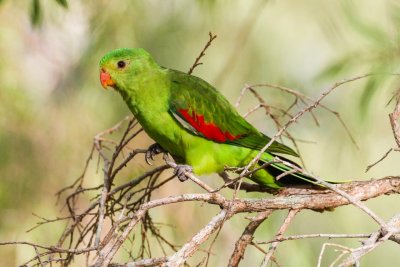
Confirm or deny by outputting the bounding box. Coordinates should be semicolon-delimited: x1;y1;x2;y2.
100;69;115;89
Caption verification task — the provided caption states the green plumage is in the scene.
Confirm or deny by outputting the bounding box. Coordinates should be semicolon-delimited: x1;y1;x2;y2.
99;48;315;189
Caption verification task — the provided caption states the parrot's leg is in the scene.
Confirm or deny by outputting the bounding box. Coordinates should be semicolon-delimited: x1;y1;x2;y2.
174;165;193;182
145;143;166;165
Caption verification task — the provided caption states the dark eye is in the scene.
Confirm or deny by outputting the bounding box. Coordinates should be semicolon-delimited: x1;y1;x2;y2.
117;60;126;69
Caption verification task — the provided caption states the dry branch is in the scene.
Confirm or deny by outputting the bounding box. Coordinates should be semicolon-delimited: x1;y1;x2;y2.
3;71;400;267
339;213;400;266
89;175;400;267
260;209;299;266
366;90;400;172
188;32;217;75
242;74;372;176
228;210;273;267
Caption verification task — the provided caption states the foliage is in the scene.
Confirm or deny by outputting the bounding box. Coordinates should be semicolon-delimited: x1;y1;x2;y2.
29;0;68;26
318;1;400;114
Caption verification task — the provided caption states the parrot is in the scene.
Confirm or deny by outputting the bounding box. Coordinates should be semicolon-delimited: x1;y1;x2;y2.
99;48;319;189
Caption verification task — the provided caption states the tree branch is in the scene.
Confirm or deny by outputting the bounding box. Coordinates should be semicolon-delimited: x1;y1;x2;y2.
228;210;273;267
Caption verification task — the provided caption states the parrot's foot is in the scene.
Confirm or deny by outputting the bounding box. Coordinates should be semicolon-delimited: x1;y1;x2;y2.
174;165;193;182
145;143;166;165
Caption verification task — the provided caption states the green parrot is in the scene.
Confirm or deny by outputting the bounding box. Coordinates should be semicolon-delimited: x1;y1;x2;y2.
99;48;317;189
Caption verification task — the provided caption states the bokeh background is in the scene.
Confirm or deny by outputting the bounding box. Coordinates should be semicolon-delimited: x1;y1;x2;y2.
1;0;400;266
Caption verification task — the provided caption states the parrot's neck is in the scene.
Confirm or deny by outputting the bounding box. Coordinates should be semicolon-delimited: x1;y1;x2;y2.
118;68;185;156
119;68;170;121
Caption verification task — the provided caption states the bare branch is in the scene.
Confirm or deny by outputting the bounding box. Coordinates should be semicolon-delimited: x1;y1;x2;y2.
167;209;230;266
318;243;351;267
8;74;400;267
188;32;217;75
242;74;372;176
339;213;400;267
228;210;273;267
260;209;299;266
367;91;400;171
96;175;400;266
366;148;400;172
273;157;387;227
257;233;371;244
389;92;400;147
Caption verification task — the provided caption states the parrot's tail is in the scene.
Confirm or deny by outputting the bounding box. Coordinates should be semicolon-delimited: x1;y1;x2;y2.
261;155;340;187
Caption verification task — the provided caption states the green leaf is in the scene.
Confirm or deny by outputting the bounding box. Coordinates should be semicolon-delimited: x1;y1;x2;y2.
341;1;388;46
30;0;42;27
316;56;353;81
55;0;68;8
359;72;387;116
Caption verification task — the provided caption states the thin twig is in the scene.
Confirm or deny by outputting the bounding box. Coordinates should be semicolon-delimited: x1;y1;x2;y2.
257;233;371;244
243;74;372;176
167;209;230;267
366;148;400;172
274;157;388;228
366;92;400;171
228;210;273;267
339;213;400;267
317;243;352;267
188;32;217;75
260;209;299;266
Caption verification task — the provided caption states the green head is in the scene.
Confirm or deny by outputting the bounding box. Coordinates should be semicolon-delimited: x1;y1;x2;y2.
99;48;158;90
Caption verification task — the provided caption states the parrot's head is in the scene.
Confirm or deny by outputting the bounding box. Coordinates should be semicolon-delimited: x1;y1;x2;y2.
99;48;157;90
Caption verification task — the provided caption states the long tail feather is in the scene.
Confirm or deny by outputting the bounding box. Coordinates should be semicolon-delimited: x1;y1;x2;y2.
261;156;341;187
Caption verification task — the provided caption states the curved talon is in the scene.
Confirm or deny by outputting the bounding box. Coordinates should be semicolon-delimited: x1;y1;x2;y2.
145;150;154;165
175;165;193;182
145;143;166;165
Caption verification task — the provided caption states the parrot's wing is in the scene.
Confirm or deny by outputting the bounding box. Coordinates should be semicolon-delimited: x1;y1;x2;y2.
168;69;298;157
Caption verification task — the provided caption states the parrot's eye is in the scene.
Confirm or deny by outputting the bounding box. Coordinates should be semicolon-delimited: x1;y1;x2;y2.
117;60;126;69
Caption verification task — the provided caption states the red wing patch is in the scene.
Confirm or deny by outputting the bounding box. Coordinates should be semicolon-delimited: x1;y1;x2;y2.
178;109;241;142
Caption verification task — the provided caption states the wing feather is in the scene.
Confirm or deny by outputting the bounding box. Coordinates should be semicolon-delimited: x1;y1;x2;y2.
168;69;298;157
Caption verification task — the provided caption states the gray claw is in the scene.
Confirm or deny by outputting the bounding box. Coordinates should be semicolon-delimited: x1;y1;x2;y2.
175;165;193;182
145;151;153;165
145;143;165;165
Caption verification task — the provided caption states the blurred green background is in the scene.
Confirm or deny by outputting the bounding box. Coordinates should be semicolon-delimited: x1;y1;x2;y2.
1;0;400;266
